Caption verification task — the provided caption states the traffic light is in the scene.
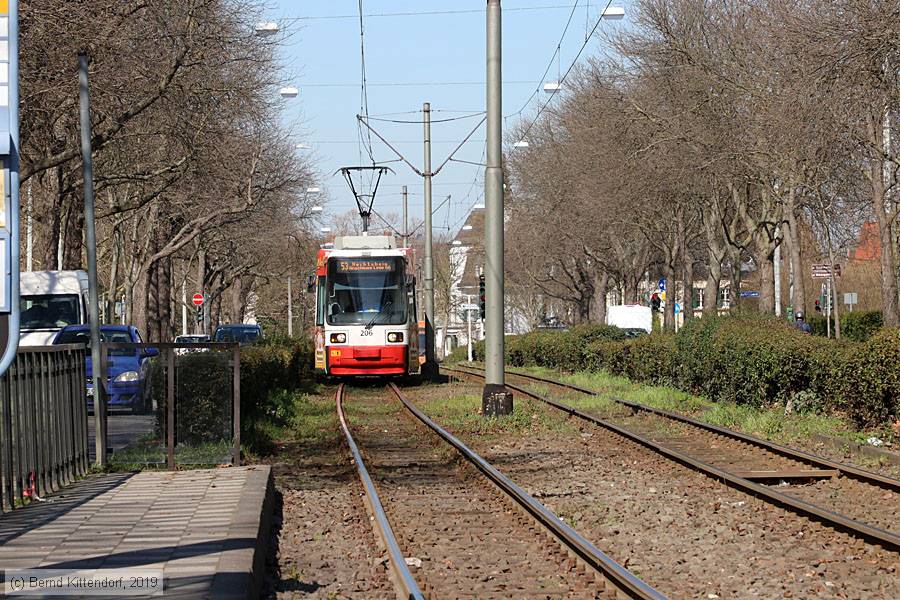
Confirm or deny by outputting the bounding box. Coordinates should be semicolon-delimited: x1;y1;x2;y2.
478;274;486;320
650;293;661;313
814;298;821;312
196;305;204;323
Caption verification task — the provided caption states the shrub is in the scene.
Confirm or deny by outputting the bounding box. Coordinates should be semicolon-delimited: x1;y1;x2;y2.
809;310;883;342
622;334;676;385
582;339;628;374
842;329;900;426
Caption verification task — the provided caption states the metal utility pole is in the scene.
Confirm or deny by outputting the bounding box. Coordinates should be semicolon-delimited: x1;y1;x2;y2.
79;53;106;466
25;181;32;271
198;248;207;335
402;185;409;248
422;102;437;376
483;0;512;416
287;276;293;337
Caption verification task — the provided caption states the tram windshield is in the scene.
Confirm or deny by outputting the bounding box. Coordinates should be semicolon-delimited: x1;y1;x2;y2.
326;257;407;326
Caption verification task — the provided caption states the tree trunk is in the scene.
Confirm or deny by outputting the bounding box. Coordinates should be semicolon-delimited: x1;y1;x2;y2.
591;271;609;325
42;167;65;270
62;191;85;270
729;246;742;311
663;261;676;331
757;249;776;314
704;259;721;316
683;256;694;321
786;189;806;314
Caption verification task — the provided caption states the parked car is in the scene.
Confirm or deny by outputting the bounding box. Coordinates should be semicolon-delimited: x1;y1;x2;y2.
174;334;210;355
53;324;158;414
213;324;261;346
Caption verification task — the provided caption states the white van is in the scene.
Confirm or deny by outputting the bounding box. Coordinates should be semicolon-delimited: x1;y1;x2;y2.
20;271;90;346
606;304;653;333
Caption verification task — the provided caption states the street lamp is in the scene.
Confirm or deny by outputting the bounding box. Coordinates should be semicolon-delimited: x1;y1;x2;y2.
319;226;332;233
462;225;473;231
602;6;626;19
310;205;324;213
513;140;529;149
543;81;561;94
452;240;462;246
254;22;279;36
279;86;299;98
295;143;311;150
306;186;321;194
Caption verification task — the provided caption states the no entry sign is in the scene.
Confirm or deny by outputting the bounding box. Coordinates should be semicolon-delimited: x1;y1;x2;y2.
192;293;205;306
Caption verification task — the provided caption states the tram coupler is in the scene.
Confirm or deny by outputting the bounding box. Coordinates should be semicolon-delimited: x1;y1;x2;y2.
482;384;513;417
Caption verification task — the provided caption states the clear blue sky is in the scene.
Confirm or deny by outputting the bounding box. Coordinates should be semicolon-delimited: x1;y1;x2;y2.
267;1;631;236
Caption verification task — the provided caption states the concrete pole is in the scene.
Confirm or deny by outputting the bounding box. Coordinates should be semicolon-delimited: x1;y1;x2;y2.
79;53;106;467
198;248;207;335
774;225;781;317
402;185;408;248
287;276;293;337
181;277;187;336
467;294;474;362
25;180;31;271
422;102;437;375
482;0;512;415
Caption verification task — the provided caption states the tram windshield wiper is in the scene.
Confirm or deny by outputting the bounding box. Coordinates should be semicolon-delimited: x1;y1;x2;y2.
364;300;392;330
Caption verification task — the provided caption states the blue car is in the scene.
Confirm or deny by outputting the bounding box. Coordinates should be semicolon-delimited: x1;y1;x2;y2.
53;325;158;414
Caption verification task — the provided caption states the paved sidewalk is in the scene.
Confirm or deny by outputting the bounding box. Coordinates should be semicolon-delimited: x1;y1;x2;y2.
0;466;272;599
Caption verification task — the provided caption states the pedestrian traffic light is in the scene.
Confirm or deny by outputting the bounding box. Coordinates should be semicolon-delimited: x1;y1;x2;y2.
478;274;486;321
196;305;204;323
814;298;821;312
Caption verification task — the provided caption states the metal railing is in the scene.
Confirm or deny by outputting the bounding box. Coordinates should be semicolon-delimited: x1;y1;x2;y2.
0;345;89;513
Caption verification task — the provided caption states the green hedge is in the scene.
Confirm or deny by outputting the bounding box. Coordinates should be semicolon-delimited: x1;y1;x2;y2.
808;310;883;342
462;316;897;427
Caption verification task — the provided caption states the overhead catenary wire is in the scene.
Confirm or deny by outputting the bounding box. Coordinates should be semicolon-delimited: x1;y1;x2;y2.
282;5;584;22
357;0;376;166
514;0;616;144
364;112;486;125
507;1;582;120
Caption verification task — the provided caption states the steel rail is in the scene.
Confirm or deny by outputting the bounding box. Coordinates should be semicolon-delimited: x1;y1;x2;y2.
454;364;900;491
386;382;667;600
336;384;425;600
446;367;900;552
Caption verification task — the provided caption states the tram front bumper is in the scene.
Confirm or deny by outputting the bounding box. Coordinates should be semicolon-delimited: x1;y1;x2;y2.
327;345;408;375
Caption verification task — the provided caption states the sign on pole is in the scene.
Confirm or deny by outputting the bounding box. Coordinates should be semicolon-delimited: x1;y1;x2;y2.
812;263;842;279
658;277;666;291
0;1;19;377
192;293;205;306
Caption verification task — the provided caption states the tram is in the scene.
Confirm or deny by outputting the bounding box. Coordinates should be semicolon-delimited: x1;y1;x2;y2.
311;234;420;377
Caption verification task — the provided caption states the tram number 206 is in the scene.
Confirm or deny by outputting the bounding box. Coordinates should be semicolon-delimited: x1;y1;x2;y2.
360;329;374;337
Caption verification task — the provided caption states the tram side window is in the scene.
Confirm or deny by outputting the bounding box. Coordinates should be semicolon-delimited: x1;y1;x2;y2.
316;277;326;326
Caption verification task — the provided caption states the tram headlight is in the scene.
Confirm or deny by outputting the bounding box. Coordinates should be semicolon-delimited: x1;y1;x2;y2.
387;332;404;343
330;333;347;343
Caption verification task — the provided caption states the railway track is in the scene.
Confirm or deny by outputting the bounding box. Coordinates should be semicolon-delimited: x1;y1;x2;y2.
337;383;666;599
447;365;900;552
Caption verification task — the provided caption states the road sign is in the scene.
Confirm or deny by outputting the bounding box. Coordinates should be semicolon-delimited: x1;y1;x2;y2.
459;303;479;311
740;290;760;298
812;263;842;279
674;302;681;314
192;293;205;306
844;292;858;307
658;277;666;291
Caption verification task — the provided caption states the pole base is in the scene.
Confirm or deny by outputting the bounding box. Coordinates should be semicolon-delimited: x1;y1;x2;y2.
420;360;441;381
482;384;513;417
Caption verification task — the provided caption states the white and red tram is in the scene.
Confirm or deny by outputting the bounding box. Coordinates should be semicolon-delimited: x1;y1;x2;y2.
312;235;420;376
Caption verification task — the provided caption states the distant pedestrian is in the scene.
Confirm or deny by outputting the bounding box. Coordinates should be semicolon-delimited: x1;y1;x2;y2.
794;312;811;334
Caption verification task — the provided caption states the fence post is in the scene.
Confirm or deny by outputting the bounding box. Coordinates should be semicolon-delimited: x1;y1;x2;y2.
232;344;240;467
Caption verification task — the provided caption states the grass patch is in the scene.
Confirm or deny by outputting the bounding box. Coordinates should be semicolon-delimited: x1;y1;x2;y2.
108;438;233;469
417;386;579;438
511;365;876;448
